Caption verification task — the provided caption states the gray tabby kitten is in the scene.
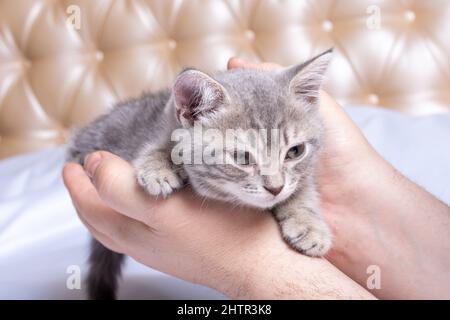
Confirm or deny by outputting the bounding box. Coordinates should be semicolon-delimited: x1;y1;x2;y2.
67;49;333;299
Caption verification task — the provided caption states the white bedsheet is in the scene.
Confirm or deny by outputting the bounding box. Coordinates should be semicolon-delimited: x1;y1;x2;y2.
0;106;449;299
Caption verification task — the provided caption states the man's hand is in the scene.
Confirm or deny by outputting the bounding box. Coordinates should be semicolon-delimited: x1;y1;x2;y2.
228;58;450;299
62;57;384;299
64;151;374;299
63;57;450;300
64;151;272;296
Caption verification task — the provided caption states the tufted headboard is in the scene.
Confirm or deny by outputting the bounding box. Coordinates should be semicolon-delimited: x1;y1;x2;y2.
1;0;449;159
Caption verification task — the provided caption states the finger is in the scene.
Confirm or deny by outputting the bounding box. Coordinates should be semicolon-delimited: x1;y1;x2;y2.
227;57;256;69
227;57;281;71
318;90;354;126
63;162;150;243
77;209;123;253
319;90;365;140
66;184;123;253
82;151;164;226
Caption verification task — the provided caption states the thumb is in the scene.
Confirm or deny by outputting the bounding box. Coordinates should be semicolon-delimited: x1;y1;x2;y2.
84;151;161;224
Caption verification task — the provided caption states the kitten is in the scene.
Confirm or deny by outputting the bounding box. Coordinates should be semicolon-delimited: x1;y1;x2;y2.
67;49;333;299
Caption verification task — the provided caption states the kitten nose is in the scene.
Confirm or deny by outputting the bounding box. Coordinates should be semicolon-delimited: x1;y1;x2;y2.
264;185;283;196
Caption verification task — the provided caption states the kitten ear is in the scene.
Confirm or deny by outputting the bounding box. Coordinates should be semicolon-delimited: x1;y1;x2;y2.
173;69;229;127
285;48;333;105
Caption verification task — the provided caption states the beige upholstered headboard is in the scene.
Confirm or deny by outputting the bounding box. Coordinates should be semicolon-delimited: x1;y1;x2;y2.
1;0;449;159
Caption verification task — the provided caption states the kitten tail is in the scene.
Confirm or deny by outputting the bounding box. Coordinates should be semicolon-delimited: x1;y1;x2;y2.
86;238;124;300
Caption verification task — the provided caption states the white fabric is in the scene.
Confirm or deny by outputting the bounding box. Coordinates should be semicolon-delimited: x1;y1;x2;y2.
0;106;449;299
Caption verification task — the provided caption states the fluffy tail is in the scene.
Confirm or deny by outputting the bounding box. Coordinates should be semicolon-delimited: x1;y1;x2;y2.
87;238;124;300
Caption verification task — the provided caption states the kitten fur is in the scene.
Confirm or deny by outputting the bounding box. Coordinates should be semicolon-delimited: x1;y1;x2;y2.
67;49;333;300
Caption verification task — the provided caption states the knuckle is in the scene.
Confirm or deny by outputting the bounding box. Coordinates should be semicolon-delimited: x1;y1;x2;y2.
93;161;120;198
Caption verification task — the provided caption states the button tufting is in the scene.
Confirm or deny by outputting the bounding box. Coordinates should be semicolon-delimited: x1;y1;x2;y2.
244;29;255;40
168;40;177;50
94;51;104;61
322;20;334;32
0;0;449;159
368;94;380;105
404;10;416;22
20;57;31;69
10;57;31;72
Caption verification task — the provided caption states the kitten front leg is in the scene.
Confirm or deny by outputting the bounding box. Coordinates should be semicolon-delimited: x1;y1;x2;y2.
273;183;331;257
133;146;185;198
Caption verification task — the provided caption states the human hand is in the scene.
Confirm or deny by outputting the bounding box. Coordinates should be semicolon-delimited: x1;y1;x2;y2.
228;58;450;299
67;54;448;299
227;57;383;257
64;151;273;297
63;152;373;299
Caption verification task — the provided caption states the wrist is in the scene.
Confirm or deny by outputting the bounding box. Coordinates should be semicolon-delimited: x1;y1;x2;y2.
211;216;374;299
205;214;279;299
325;153;398;278
326;151;450;298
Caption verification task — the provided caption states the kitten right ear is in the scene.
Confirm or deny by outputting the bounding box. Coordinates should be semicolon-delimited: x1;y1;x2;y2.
173;69;229;127
284;48;333;105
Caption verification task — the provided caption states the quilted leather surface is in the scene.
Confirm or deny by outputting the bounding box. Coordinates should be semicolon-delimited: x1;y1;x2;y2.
0;0;449;158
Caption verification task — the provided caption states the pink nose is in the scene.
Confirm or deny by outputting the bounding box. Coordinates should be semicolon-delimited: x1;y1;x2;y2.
263;185;283;196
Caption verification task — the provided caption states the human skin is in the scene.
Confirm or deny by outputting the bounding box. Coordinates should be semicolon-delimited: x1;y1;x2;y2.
227;58;450;299
63;58;450;300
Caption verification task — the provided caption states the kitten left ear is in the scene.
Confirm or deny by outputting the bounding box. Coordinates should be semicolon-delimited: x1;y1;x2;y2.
173;69;229;127
285;48;333;105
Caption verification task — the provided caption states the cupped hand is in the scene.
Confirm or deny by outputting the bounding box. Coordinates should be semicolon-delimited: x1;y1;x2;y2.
63;150;373;299
64;151;373;299
62;58;382;299
63;151;280;297
227;58;383;245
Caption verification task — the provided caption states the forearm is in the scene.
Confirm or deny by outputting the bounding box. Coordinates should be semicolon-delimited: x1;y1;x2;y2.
327;155;450;299
208;218;375;300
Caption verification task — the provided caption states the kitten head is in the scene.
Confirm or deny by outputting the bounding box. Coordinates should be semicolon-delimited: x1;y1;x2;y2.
171;49;332;209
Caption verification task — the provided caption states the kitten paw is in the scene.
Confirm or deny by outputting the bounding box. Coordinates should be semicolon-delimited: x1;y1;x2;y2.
136;166;183;198
280;215;332;257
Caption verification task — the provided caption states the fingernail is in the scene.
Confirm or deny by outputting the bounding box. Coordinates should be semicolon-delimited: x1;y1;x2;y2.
227;57;243;69
84;152;102;178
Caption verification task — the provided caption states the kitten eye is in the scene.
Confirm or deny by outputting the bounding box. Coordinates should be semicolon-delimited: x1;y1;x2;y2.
285;143;306;160
233;150;252;165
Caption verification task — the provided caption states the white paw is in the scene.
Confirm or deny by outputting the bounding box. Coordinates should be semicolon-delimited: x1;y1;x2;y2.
136;166;183;198
280;216;332;257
